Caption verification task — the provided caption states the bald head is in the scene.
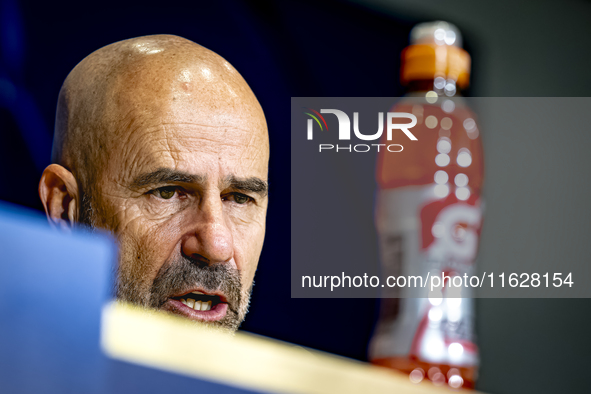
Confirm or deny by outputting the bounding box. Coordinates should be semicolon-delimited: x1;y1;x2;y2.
54;34;268;194
41;35;269;329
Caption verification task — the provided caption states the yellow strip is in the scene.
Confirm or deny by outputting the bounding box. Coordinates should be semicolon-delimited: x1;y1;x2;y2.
101;302;483;394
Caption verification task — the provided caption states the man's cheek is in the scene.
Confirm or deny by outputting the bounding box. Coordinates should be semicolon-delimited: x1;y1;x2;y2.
97;197;145;234
234;226;264;281
226;206;264;236
118;202;184;245
119;218;182;281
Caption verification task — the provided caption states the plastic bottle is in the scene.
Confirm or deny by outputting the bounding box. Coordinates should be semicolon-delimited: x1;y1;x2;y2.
369;21;484;389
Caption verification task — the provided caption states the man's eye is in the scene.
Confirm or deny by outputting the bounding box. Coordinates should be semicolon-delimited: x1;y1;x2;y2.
230;193;252;204
153;186;178;200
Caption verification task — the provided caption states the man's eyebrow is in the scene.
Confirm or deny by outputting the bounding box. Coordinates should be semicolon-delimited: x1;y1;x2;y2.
225;175;268;197
130;168;204;188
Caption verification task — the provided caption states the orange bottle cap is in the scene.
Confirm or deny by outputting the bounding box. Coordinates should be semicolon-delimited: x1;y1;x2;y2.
401;21;471;88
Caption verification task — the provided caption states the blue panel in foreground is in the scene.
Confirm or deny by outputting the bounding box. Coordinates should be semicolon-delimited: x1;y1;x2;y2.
0;202;115;394
0;202;267;394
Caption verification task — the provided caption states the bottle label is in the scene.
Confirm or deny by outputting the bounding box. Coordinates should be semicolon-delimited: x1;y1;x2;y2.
370;187;481;367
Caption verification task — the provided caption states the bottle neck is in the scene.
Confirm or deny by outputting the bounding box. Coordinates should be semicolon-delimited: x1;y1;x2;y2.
404;78;463;97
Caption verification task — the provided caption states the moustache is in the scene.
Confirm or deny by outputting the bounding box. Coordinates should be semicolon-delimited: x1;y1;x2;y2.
148;256;242;318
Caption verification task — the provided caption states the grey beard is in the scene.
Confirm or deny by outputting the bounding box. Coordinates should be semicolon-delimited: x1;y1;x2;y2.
118;256;248;331
78;192;251;331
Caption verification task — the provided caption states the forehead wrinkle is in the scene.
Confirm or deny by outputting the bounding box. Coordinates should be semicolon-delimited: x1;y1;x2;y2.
113;120;261;153
109;122;267;188
158;122;265;136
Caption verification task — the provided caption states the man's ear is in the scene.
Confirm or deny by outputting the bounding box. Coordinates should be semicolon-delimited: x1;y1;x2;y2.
38;164;80;230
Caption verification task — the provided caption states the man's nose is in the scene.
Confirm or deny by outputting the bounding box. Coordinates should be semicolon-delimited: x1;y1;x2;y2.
181;194;233;265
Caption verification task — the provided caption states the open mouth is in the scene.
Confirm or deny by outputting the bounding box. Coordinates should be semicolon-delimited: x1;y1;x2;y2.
162;289;230;323
171;291;223;312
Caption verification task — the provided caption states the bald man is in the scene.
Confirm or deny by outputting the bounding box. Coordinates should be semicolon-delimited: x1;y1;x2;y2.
38;35;269;331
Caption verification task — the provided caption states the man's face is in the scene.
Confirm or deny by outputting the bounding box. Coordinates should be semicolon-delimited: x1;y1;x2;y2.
83;65;268;331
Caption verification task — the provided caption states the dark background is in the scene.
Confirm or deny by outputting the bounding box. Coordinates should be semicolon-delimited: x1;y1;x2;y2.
1;0;590;393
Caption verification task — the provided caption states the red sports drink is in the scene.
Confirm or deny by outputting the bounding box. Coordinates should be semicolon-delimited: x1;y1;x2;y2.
369;21;484;389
